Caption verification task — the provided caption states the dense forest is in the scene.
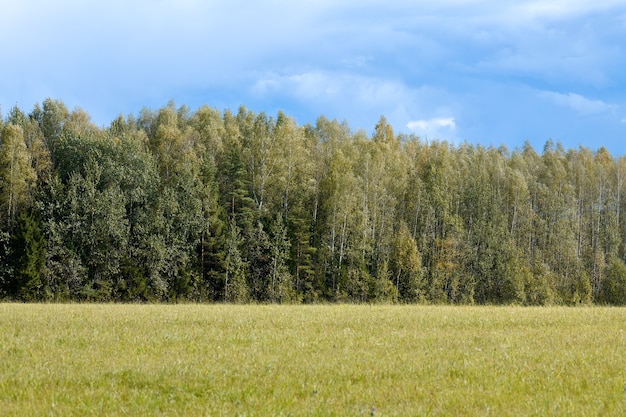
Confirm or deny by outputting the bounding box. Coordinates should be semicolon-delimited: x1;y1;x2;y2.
1;98;626;304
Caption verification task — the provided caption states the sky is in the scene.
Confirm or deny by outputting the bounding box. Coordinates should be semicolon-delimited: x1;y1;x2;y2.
1;0;626;154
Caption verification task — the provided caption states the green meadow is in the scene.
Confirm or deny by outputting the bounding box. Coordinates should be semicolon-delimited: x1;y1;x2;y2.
1;304;625;416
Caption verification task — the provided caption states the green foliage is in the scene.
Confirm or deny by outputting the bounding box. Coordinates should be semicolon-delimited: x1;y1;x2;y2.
603;257;626;305
3;99;626;303
224;218;249;303
7;213;46;300
268;213;297;303
370;260;399;303
0;123;37;230
392;222;425;301
0;231;12;297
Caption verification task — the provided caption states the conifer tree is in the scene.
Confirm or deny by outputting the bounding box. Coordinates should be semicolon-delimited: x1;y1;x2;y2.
268;213;296;303
224;217;249;303
8;212;46;300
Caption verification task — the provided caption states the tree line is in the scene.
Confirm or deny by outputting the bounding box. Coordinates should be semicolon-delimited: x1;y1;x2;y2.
1;98;626;304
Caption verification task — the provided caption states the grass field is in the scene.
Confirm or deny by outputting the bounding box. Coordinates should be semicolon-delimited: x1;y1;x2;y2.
1;304;625;416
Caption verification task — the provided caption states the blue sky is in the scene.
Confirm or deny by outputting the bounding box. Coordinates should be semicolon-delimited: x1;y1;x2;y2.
2;0;626;154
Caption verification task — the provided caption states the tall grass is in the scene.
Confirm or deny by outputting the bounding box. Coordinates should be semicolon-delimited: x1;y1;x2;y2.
1;304;625;416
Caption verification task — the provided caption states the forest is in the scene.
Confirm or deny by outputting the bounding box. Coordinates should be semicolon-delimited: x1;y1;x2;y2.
1;98;626;304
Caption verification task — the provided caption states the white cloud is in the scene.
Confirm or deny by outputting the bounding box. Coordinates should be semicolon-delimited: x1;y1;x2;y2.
252;71;417;107
250;70;464;138
510;0;626;21
406;117;457;140
407;118;456;131
539;91;615;115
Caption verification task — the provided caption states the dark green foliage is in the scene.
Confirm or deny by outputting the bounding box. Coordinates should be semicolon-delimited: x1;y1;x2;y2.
3;98;626;304
370;261;399;303
117;259;150;302
268;213;297;303
0;231;11;297
7;212;46;300
243;220;270;301
603;258;626;305
224;217;249;303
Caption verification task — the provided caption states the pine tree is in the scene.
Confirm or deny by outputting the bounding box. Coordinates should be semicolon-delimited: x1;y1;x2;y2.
8;212;46;300
269;213;296;303
224;217;249;303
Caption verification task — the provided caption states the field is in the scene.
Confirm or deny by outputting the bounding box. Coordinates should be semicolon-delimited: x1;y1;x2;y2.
1;304;625;416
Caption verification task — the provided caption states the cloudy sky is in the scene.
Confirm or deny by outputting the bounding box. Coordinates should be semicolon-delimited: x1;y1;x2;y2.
2;0;626;154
